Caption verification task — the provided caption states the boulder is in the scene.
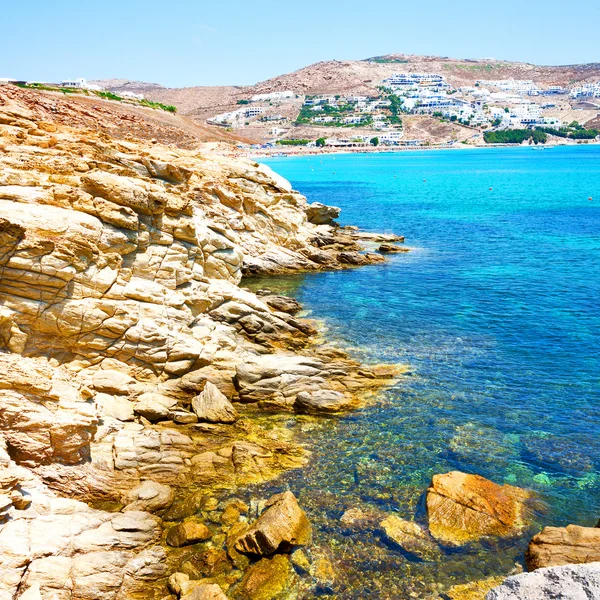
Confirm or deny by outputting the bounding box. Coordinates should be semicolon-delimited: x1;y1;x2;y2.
96;393;135;421
166;520;212;547
192;382;238;424
486;562;600;600
168;572;190;595
123;480;175;513
305;202;340;225
181;583;228;600
234;554;294;600
134;392;177;422
426;471;531;546
234;491;312;556
380;515;439;560
294;390;354;414
264;295;302;315
526;524;600;570
378;243;409;253
92;369;134;394
444;577;505;600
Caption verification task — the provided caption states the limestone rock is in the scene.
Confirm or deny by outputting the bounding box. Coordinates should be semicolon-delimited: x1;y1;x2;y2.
123;480;175;513
92;370;135;394
378;243;409;253
166;520;212;547
97;393;135;422
380;515;439;560
294;390;354;414
134;393;177;422
192;382;238;424
168;572;190;595
234;491;312;556
426;471;531;546
445;576;505;599
526;524;600;570
305;202;340;225
234;554;294;600
181;584;228;600
486;562;600;600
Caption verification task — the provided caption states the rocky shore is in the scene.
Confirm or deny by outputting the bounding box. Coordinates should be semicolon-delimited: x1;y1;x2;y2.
0;85;407;599
2;85;599;600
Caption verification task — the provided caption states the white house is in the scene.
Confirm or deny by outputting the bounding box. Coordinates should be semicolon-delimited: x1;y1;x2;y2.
244;106;265;118
251;90;295;102
120;91;144;100
379;131;404;145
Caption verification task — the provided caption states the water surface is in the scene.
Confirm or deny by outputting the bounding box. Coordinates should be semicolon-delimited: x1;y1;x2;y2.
246;146;600;597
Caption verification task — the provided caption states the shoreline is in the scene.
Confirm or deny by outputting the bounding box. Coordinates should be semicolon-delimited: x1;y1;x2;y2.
245;139;600;160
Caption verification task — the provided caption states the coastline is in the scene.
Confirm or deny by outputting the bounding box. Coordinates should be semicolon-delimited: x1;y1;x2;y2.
245;139;600;160
0;84;407;600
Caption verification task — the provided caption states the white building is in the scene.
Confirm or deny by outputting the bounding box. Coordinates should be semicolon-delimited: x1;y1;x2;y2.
60;78;102;91
379;131;404;145
476;79;539;94
244;106;265;118
343;115;368;125
251;90;295;102
383;73;448;91
569;82;600;99
120;91;144;100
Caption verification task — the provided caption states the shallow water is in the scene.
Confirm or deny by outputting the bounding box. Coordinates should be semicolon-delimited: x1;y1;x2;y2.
243;146;600;597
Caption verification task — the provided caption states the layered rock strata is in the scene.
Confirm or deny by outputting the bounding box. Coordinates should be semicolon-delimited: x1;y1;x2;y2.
0;86;401;599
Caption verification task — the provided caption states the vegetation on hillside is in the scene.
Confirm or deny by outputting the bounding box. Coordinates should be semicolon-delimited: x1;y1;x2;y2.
276;139;310;146
484;129;547;144
535;122;599;140
15;83;176;113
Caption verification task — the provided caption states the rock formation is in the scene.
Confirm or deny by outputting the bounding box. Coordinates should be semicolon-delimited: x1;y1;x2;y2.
233;491;312;556
426;471;531;546
0;85;402;599
486;562;600;600
526;524;600;570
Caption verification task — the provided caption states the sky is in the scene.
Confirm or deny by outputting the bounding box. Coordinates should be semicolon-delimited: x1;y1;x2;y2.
2;0;599;88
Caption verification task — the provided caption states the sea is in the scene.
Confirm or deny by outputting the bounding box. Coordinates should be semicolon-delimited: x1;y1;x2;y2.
242;145;600;598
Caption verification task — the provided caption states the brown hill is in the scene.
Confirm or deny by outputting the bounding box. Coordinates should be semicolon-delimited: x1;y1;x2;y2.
140;54;600;121
0;84;252;148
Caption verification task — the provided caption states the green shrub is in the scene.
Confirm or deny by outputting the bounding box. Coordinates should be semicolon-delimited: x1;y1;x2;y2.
484;129;547;144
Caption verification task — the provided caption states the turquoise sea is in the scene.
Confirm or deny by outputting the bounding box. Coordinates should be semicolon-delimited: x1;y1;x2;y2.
249;146;600;597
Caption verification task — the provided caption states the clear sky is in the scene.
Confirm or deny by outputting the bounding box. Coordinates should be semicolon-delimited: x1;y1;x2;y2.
2;0;599;88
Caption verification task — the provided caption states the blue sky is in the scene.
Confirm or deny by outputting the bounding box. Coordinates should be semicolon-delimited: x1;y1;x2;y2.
2;0;599;87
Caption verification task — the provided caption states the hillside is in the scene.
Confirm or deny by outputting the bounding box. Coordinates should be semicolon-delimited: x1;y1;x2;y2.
121;54;599;146
143;55;600;111
2;83;253;148
0;83;399;599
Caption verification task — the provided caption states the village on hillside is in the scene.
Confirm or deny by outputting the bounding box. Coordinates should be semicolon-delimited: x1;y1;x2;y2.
203;72;600;150
3;67;599;151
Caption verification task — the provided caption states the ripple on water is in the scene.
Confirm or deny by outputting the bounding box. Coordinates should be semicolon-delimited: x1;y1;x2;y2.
236;147;600;596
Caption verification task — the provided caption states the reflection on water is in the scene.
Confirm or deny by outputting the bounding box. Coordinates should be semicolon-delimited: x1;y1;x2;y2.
233;147;600;597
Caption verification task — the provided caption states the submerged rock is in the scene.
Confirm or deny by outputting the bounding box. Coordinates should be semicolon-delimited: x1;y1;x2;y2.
181;583;228;600
526;524;600;570
380;515;439;560
166;520;212;547
486;562;600;599
234;491;312;556
234;554;294;600
445;576;505;600
426;471;531;546
192;382;238;424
